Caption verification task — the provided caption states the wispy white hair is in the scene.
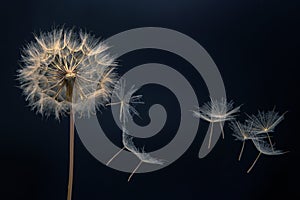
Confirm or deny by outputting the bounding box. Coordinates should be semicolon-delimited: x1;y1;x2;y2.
18;28;117;119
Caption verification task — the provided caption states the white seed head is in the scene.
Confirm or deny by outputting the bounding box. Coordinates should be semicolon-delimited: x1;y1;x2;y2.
193;97;241;123
17;28;117;119
122;128;164;165
108;78;143;124
245;109;285;134
252;139;284;155
230;120;263;141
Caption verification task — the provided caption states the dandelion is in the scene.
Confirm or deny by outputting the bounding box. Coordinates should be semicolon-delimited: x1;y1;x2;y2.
246;109;286;151
230;120;265;161
247;139;286;173
106;79;163;181
193;97;241;148
17;28;116;200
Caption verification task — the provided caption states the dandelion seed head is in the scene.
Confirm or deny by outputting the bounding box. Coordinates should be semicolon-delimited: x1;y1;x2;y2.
193;97;241;123
246;110;285;134
252;139;284;155
230;120;265;141
18;28;117;119
122;132;164;165
230;121;252;141
108;78;143;123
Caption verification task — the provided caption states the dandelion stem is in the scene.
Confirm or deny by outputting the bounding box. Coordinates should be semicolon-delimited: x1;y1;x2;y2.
247;152;261;173
128;160;143;182
266;133;274;152
238;141;245;161
106;147;125;166
67;109;74;200
219;122;225;139
208;122;214;149
66;81;75;200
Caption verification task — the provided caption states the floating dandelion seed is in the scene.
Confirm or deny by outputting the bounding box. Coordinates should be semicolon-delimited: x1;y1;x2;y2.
122;128;164;181
193;97;241;148
246;109;286;151
247;139;286;173
106;78;144;123
106;79;163;181
17;28;117;200
230;120;265;161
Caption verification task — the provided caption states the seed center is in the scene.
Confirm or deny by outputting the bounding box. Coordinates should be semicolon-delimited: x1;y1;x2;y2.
65;71;76;79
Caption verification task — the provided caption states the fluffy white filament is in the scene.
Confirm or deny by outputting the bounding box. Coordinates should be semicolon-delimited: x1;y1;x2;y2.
18;28;117;119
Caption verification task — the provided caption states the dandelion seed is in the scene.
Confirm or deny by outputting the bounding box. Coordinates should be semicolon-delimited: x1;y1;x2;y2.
106;78;143;124
246;109;286;151
230;120;265;161
122;130;164;165
247;139;286;173
106;79;163;181
122;129;164;181
17;28;117;200
193;97;241;148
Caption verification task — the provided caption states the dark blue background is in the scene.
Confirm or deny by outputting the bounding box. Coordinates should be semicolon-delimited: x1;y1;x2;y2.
1;0;299;199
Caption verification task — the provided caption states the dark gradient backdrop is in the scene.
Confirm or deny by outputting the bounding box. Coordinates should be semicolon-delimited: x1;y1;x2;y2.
1;0;299;200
